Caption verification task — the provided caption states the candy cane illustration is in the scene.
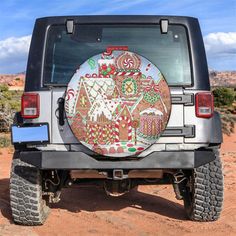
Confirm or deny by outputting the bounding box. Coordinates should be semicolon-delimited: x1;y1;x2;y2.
146;63;151;71
66;88;75;101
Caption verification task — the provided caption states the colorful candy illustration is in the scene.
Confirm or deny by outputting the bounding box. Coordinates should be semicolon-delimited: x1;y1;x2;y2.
88;58;96;70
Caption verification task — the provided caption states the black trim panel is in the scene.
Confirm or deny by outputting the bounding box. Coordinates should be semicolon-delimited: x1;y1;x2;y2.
171;94;194;105
20;150;215;170
162;125;195;138
210;111;223;144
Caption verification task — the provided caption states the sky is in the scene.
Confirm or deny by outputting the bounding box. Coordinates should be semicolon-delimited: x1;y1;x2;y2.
0;0;235;73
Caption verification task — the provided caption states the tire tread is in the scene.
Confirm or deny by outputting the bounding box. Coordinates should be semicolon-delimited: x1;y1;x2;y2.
186;148;224;221
10;153;49;225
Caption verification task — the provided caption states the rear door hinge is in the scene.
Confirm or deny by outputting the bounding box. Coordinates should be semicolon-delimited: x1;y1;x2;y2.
162;125;195;138
171;94;194;105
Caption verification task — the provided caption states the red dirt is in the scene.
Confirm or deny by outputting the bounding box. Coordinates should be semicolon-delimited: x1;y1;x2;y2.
0;132;236;236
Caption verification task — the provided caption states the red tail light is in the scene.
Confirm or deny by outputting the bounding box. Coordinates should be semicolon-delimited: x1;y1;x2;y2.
195;92;214;118
21;93;40;119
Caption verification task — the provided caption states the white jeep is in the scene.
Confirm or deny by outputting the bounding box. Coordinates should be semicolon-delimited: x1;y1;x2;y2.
10;15;223;225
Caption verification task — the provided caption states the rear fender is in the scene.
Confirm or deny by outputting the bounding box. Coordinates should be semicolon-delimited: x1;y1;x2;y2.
210;111;223;144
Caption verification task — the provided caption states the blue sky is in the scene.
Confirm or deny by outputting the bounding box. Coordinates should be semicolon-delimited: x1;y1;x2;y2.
0;0;235;73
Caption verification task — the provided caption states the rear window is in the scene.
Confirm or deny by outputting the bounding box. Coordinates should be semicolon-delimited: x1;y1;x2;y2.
44;24;191;86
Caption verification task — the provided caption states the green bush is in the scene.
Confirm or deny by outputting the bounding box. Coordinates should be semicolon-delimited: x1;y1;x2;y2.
220;113;236;136
0;84;9;92
0;136;11;148
213;87;235;107
0;85;22;132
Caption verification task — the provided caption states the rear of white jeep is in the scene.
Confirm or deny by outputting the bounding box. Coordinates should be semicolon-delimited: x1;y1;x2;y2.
10;16;223;225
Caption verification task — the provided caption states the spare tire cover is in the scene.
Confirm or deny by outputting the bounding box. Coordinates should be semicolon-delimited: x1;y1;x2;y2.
65;51;171;157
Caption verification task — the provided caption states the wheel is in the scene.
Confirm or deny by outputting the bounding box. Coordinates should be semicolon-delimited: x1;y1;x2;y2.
10;152;50;225
65;50;171;158
183;148;224;221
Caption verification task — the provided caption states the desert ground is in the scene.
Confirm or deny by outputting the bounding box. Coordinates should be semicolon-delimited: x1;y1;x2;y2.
0;131;235;236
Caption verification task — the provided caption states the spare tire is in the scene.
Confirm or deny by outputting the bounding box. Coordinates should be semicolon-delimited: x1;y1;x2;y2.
65;50;171;157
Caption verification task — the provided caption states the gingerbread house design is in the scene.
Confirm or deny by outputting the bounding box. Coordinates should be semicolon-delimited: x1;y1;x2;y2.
70;111;86;141
75;81;92;117
98;52;116;77
65;50;171;157
114;105;132;142
86;95;115;145
114;52;142;100
139;108;163;138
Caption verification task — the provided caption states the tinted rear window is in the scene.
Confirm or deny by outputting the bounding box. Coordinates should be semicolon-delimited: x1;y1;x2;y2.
44;24;191;86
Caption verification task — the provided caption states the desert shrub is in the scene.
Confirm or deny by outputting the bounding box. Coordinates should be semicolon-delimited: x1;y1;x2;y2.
221;114;236;135
9;100;21;111
0;85;22;132
0;84;9;92
215;106;236;135
213;87;235;107
0;136;11;148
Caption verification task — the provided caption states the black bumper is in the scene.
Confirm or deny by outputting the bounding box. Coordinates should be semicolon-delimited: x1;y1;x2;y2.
19;150;216;170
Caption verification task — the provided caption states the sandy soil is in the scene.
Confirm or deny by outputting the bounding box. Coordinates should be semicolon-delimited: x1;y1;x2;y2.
0;132;236;236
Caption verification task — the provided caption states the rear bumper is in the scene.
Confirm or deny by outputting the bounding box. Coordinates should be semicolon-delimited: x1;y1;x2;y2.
19;150;216;170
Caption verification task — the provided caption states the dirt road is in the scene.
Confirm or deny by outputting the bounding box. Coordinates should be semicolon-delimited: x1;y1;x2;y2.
0;132;236;236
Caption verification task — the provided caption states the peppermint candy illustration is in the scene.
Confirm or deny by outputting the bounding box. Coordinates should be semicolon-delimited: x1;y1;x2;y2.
123;58;134;69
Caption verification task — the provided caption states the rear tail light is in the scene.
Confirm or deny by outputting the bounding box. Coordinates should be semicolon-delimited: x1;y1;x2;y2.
195;92;214;118
21;93;40;119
